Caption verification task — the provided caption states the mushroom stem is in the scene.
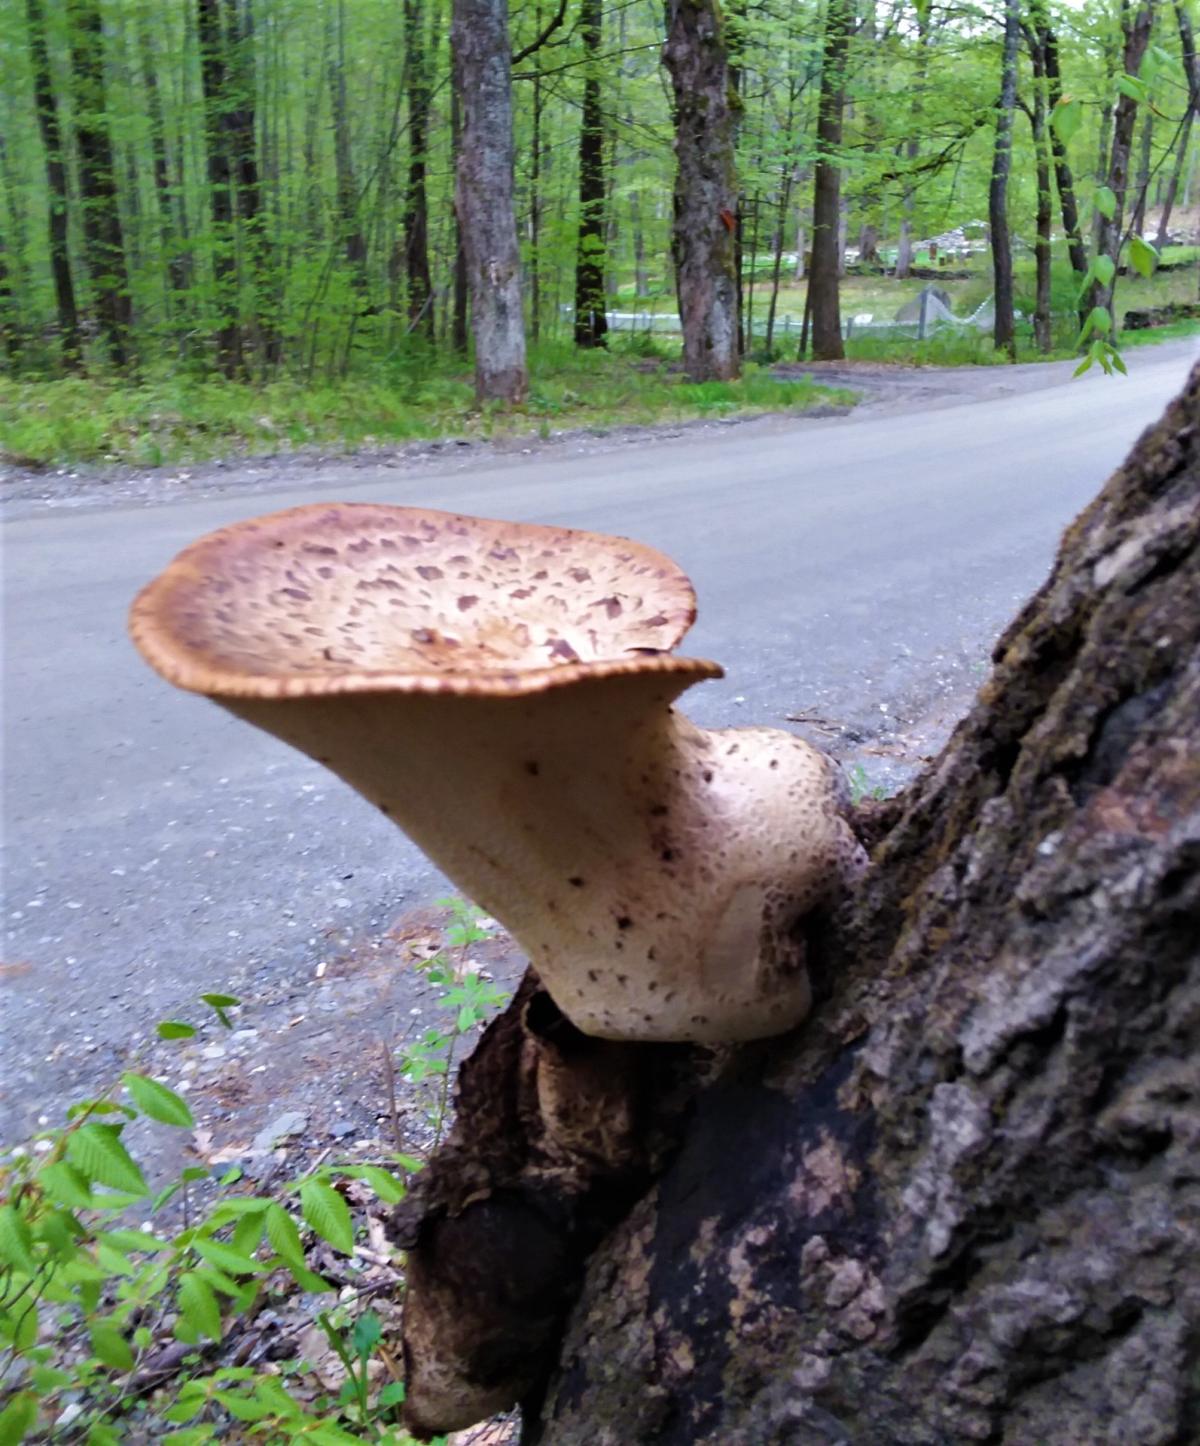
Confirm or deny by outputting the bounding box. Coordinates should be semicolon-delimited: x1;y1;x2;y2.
226;669;859;1042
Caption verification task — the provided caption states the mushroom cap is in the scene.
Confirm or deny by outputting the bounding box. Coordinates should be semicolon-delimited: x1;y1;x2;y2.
130;503;722;699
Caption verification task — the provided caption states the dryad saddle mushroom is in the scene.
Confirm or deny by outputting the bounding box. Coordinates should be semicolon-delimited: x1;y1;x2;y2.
131;503;865;1042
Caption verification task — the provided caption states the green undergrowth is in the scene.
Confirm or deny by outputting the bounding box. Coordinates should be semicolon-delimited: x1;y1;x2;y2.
0;899;509;1445
0;345;856;470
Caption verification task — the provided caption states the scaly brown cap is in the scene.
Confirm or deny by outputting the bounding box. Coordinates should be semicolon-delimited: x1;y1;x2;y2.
130;503;722;698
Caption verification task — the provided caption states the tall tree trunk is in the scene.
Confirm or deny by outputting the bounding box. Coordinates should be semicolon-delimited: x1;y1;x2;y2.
663;0;740;382
1037;7;1088;296
573;0;607;348
25;0;80;369
329;0;369;299
68;0;133;369
809;0;852;362
450;82;469;357
403;0;434;340
897;0;931;281
139;11;190;339
1129;106;1155;236
225;0;277;369
1086;2;1155;339
197;0;242;377
989;0;1019;361
452;0;527;403
1029;29;1053;353
1158;0;1200;248
765;168;794;353
1154;108;1194;248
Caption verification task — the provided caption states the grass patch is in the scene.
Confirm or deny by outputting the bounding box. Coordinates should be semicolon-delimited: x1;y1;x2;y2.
0;347;855;469
1119;317;1200;347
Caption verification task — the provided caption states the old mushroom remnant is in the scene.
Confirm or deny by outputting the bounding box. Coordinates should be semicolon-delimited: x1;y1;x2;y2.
130;503;865;1042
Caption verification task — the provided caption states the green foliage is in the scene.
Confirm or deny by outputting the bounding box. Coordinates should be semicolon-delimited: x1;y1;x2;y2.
0;899;508;1443
0;352;854;468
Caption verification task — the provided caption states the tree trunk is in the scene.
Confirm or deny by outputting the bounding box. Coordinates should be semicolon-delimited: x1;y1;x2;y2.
329;0;369;299
68;0;133;369
1158;0;1200;248
809;0;852;362
452;0;526;404
139;10;191;338
1130;106;1155;237
1037;7;1088;298
989;0;1019;361
1030;29;1053;353
765;169;793;353
663;0;739;382
1087;2;1155;339
391;358;1200;1445
25;0;81;369
573;0;607;349
403;0;434;340
197;0;243;377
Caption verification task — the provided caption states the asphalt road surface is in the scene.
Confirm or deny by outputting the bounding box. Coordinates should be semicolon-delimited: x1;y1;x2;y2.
3;342;1196;1142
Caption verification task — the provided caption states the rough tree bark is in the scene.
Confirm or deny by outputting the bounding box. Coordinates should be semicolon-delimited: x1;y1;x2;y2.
1033;2;1088;323
989;0;1019;361
26;0;81;369
808;0;852;362
573;0;607;348
1086;2;1155;338
68;0;133;369
392;360;1200;1442
663;0;739;382
451;0;527;404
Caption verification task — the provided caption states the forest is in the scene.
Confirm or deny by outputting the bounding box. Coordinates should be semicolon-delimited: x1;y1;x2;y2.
0;0;1198;459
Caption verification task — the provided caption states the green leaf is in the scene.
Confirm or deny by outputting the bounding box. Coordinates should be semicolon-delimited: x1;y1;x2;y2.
191;1237;262;1276
231;1211;265;1257
264;1203;305;1267
1095;185;1117;221
87;1426;121;1446
282;1260;334;1293
96;1240;136;1276
300;1180;354;1255
1092;254;1115;287
200;993;239;1008
1051;96;1082;145
30;1365;72;1393
101;1228;167;1254
377;1380;406;1408
1073;353;1095;378
122;1073;195;1128
354;1166;406;1205
212;1390;272;1422
157;1021;196;1040
0;1391;38;1445
352;1310;382;1358
1111;348;1128;376
0;1204;36;1273
9;1304;38;1353
1116;73;1148;104
67;1124;148;1197
39;1161;107;1210
1129;234;1158;279
178;1271;222;1341
90;1320;135;1372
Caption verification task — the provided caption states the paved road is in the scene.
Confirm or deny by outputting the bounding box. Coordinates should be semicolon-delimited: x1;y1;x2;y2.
3;342;1196;1141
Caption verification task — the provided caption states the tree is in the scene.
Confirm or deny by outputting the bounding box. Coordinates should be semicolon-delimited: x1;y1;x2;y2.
451;0;527;404
663;0;739;382
25;0;80;369
393;361;1200;1445
1086;1;1155;340
989;0;1019;362
68;0;132;368
402;0;434;341
573;0;607;349
1032;1;1088;317
196;0;243;376
808;0;851;363
1155;0;1199;249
